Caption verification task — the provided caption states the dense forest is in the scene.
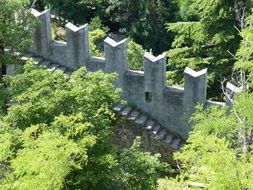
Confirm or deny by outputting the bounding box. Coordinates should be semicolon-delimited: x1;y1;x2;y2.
0;0;253;189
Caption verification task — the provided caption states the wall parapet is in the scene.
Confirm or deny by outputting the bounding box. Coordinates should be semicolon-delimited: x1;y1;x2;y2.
29;8;217;139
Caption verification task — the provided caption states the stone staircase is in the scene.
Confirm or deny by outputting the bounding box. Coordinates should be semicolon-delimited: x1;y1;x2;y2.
10;53;184;150
113;104;184;150
11;53;74;75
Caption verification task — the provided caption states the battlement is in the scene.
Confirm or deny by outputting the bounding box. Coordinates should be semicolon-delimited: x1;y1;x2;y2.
29;9;212;139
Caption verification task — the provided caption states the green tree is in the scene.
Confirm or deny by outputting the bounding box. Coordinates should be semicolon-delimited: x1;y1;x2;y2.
107;0;179;54
50;16;146;71
234;8;253;89
45;0;109;24
0;62;169;189
30;0;46;11
159;92;253;189
177;0;196;21
88;16;145;71
88;17;109;57
167;0;252;98
45;0;179;54
115;137;170;190
127;39;145;71
0;0;34;77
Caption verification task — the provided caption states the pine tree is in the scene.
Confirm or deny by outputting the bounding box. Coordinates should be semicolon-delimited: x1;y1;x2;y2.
44;0;109;24
167;0;251;98
234;8;253;89
107;0;179;54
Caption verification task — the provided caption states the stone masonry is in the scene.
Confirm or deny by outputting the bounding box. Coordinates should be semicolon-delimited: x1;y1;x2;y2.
28;9;224;143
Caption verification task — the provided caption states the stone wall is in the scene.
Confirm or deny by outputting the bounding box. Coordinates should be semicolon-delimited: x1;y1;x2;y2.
112;120;175;164
30;9;221;139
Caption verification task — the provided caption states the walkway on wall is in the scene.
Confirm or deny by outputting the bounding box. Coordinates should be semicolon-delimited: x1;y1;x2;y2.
113;104;184;150
10;52;184;150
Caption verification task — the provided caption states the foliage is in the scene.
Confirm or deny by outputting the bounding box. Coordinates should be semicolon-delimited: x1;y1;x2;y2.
166;71;183;87
3;121;92;190
234;9;253;89
0;62;169;189
44;0;109;24
50;15;146;71
175;132;253;189
0;0;35;73
190;105;240;145
161;93;253;189
0;0;34;51
89;29;106;57
88;16;145;71
0;62;117;189
157;178;184;190
115;137;170;190
4;63;119;130
177;0;196;21
107;0;179;54
30;0;46;11
44;0;179;54
89;16;110;33
89;16;108;57
166;0;251;99
127;39;145;71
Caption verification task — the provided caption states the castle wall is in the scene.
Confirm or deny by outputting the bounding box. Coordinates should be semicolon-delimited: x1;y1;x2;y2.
30;9;212;139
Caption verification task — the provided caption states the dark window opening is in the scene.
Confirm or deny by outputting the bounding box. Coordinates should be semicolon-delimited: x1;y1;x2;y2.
145;92;152;102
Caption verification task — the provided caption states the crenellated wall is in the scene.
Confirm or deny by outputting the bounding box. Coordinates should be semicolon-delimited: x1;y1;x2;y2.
30;9;212;139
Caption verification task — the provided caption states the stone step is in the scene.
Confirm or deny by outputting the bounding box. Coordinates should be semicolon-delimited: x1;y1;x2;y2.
145;120;155;130
178;142;184;149
157;129;167;140
170;138;181;150
113;104;125;112
151;124;161;136
4;47;11;52
65;70;73;76
120;106;133;116
164;134;173;145
129;110;140;121
40;60;51;67
33;55;186;151
20;53;33;61
135;114;147;125
47;63;60;71
13;52;22;57
58;66;67;72
33;57;43;64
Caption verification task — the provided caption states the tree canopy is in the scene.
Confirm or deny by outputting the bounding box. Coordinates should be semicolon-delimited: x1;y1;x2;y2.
166;0;253;98
41;0;179;54
0;0;34;76
2;1;253;189
0;62;170;189
159;92;253;189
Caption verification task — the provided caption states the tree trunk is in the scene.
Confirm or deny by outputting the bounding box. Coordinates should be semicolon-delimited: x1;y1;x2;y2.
0;42;6;79
0;41;8;114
